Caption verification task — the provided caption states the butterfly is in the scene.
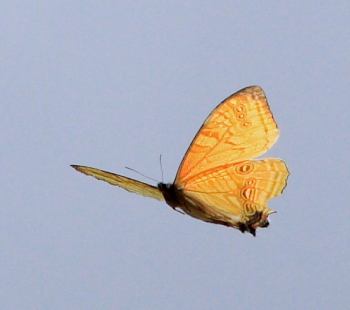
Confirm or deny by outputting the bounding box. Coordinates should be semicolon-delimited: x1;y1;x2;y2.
71;86;289;236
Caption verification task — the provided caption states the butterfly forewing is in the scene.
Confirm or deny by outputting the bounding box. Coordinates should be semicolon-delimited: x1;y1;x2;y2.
175;86;279;187
71;165;164;201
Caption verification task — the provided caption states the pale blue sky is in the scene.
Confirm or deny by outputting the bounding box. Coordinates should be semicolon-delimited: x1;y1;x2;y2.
1;1;350;309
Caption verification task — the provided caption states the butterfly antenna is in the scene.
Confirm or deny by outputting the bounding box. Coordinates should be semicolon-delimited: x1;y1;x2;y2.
159;154;164;183
124;167;159;183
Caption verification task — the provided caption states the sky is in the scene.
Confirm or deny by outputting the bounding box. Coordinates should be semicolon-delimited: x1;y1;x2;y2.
1;1;350;309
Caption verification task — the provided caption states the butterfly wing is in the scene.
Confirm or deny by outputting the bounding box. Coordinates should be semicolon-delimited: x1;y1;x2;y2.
182;159;288;205
175;86;280;187
174;159;289;234
71;165;164;201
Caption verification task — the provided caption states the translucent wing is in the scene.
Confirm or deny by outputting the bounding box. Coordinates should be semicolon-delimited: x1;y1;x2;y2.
71;165;164;201
175;86;279;187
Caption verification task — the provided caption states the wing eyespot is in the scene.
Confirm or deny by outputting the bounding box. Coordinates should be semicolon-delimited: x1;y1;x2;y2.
241;187;256;201
235;163;254;175
235;104;246;113
245;178;257;186
241;120;252;128
243;202;257;216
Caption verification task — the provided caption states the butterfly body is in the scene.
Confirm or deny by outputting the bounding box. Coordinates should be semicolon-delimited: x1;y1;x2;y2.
72;86;289;236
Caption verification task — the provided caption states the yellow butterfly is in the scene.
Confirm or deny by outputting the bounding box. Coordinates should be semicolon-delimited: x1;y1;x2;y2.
72;86;289;236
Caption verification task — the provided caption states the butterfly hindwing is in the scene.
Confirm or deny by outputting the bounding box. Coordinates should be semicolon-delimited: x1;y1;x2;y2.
182;158;289;205
168;159;288;233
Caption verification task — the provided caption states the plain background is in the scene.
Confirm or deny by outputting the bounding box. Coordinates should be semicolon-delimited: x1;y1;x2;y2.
1;1;350;309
